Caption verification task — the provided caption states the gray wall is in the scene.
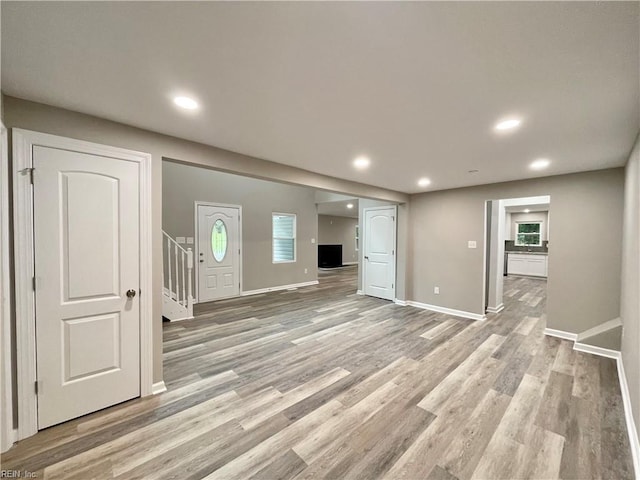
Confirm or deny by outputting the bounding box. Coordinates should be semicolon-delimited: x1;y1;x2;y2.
409;168;625;334
163;161;318;292
509;211;549;241
317;215;358;265
621;133;640;436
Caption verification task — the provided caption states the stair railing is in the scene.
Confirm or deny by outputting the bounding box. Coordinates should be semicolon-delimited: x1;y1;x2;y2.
162;230;193;315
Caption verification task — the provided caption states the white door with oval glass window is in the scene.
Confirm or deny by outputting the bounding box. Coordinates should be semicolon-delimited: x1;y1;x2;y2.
196;204;241;302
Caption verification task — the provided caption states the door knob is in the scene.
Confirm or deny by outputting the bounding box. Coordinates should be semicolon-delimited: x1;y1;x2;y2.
364;256;369;260
200;259;204;263
126;289;136;299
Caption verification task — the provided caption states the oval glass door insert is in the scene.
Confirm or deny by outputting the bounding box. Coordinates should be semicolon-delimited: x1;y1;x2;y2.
211;219;228;262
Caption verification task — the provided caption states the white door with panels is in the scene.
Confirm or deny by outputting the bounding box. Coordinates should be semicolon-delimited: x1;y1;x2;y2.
197;204;241;302
33;146;141;429
363;206;397;301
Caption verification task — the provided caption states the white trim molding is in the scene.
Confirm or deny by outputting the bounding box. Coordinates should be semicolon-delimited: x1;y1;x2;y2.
406;300;486;322
0;122;13;453
151;381;168;395
356;290;364;296
543;328;578;341
394;299;408;306
616;355;640;478
12;129;154;440
241;280;319;297
486;304;505;314
573;342;620;360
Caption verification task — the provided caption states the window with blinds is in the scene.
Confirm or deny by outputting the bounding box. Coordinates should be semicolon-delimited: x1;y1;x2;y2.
273;213;296;263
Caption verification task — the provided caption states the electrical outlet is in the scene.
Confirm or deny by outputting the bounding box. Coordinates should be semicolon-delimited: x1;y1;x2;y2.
304;268;308;274
311;238;316;244
468;240;477;249
434;286;440;294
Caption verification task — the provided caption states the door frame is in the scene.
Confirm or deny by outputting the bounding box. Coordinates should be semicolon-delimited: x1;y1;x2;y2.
12;129;153;440
194;201;243;303
1;122;14;452
362;205;397;300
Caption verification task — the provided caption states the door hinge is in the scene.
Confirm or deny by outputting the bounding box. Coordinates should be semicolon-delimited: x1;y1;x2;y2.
24;167;35;184
392;250;395;255
32;276;36;291
35;380;41;395
392;216;395;221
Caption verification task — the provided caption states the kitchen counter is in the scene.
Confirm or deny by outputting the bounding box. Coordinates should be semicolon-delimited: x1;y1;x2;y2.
507;251;548;277
505;251;548;256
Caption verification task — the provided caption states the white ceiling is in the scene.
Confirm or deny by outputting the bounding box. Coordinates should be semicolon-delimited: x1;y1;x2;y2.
2;2;638;194
317;199;359;219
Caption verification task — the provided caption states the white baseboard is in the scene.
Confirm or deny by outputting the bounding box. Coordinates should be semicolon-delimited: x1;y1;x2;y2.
616;355;640;479
573;342;621;360
486;303;505;314
342;262;358;266
151;381;167;395
394;299;408;306
356;290;364;295
1;428;17;453
543;328;578;341
169;316;194;322
406;300;486;321
241;280;319;297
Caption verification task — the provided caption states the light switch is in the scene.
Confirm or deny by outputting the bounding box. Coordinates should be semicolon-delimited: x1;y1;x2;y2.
468;241;477;249
186;237;194;245
176;236;185;244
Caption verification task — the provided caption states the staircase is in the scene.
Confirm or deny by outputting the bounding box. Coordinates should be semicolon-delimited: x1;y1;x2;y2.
162;231;194;321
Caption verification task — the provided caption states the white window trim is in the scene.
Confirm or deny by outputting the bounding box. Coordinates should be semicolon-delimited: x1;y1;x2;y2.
514;221;543;246
12;129;154;441
272;212;297;264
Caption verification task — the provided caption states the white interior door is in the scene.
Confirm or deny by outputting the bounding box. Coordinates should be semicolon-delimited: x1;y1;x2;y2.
33;146;141;429
197;204;241;302
363;206;396;301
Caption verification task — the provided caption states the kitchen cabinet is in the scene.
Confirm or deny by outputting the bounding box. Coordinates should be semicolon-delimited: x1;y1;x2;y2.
507;253;547;277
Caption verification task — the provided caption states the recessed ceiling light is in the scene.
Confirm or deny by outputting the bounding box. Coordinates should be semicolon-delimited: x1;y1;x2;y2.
530;158;551;170
494;118;522;131
353;156;370;169
524;209;530;213
346;203;354;209
418;177;431;188
173;96;199;110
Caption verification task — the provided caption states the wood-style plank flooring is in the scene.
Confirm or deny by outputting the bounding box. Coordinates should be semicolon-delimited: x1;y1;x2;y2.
2;267;634;479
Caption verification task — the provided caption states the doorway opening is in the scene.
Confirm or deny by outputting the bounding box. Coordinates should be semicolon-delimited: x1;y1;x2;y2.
484;195;551;315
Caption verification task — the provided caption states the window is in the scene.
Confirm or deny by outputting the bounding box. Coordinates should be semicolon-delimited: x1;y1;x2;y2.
273;213;296;263
515;222;542;246
211;219;228;262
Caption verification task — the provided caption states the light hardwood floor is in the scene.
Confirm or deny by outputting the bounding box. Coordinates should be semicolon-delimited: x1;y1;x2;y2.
1;267;634;479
